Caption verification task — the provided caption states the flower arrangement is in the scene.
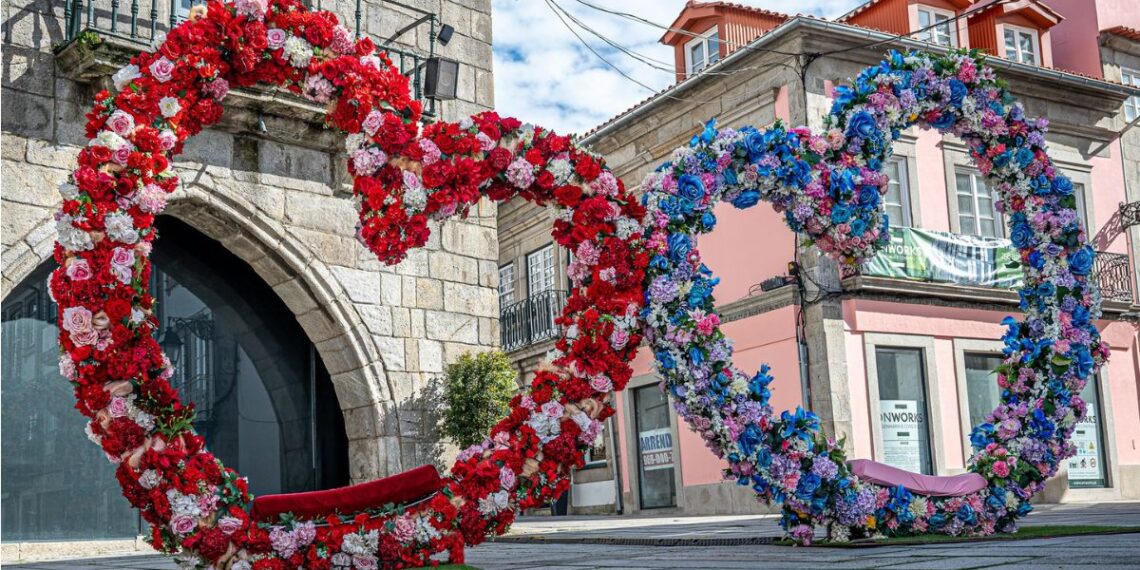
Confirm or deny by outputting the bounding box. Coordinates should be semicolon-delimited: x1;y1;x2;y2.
641;49;1107;544
54;0;645;566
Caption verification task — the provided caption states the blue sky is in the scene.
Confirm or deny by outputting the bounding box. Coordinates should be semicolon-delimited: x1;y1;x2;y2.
491;0;867;135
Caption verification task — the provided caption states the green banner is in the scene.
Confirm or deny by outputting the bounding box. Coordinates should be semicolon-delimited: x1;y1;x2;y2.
864;227;1022;289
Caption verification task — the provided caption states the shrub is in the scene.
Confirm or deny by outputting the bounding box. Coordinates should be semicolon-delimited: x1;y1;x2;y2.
440;351;518;448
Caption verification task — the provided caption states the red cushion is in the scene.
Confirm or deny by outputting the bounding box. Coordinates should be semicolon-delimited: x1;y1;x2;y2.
849;459;987;497
250;465;443;522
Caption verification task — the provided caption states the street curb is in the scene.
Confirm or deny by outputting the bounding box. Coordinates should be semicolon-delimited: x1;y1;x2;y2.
488;535;778;546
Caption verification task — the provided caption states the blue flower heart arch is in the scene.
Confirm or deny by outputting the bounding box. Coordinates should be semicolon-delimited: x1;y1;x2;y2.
641;50;1107;543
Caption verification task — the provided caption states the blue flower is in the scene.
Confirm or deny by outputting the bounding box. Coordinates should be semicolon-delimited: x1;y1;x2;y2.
677;174;706;203
956;504;977;525
668;233;691;262
830;168;857;198
656;350;675;370
1016;147;1034;168
689;346;705;366
749;366;773;403
993;150;1013;169
744;130;767;157
846;110;879;141
948;78;967;107
858;185;880;207
732;190;761;209
1068;246;1095;276
1052;174;1074;195
1010;222;1034;249
831;203;853;224
850;218;867;236
701;211;717;230
700;119;718;143
830;85;855;115
649;254;669;271
970;423;995;451
1030;408;1055;439
738;423;764;458
1028;250;1045;270
722;167;738;186
931;112;956;131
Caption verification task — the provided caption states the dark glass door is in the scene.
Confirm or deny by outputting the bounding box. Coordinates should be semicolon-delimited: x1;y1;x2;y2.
634;384;676;509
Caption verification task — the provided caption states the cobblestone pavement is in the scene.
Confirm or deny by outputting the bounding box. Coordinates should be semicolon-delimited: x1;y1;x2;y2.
10;503;1140;569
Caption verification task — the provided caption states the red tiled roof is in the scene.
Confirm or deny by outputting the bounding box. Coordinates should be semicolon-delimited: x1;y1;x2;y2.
837;0;887;22
1103;25;1140;42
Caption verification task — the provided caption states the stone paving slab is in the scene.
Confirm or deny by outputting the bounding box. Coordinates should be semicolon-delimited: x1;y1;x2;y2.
9;503;1140;569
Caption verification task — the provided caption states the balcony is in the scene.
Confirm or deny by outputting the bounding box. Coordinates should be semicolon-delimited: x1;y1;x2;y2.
56;0;443;114
1092;252;1135;304
500;290;567;352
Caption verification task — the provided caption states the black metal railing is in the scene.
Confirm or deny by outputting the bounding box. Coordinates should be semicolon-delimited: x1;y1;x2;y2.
60;0;438;113
1092;252;1135;303
500;290;567;352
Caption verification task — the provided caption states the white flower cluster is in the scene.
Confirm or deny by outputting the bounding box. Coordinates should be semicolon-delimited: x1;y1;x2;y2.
56;213;94;252
283;35;314;69
104;211;139;244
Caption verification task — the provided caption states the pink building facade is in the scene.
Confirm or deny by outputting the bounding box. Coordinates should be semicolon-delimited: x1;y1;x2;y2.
559;0;1140;514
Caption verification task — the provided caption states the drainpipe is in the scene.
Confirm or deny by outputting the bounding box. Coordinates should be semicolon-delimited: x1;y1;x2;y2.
608;415;624;514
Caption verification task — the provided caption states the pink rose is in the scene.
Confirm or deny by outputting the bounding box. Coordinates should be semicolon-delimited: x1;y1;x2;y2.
108;396;129;417
266;28;286;49
500;466;517;490
72;328;99;346
608;329;629;350
362;110;384;136
111;247;135;268
158;130;177;150
170;514;197;535
62;306;93;333
67;259;93;281
217;516;243;535
148;57;174;83
392;517;414;542
107;110;135;135
589;374;613;393
112;144;132;166
353;555;378;570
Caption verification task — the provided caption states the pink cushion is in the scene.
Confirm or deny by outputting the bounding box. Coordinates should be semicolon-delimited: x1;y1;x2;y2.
848;459;987;497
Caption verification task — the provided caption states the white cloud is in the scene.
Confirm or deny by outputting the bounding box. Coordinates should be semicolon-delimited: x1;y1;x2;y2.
491;0;865;135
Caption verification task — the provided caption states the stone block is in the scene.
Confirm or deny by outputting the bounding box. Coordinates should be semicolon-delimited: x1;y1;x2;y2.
409;308;426;338
390;306;411;336
358;304;393;336
1;87;53;139
292;227;356;267
428;250;478;283
330;366;388;410
179;128;234;170
401;275;418;307
443;281;498;317
259;139;333;193
1;46;54;97
478;259;498;288
415;277;443;309
425;310;478;343
478;316;500;346
375;336;406;371
2;135;27;161
25;139;79;170
213;175;286;220
1;201;51;247
330;266;382;304
442;340;486;363
284;191;357;234
1;159;67;207
417;338;443;373
380;271;402;306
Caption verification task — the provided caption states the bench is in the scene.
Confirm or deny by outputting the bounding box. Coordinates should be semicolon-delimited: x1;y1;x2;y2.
249;464;444;522
848;459;987;497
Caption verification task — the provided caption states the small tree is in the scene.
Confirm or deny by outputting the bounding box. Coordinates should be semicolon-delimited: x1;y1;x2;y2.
441;350;518;448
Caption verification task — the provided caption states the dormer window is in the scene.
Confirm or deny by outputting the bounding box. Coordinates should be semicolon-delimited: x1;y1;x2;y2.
917;6;957;47
1003;25;1040;65
685;27;721;77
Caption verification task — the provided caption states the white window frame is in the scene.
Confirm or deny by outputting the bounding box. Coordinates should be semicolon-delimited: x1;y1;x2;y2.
1122;68;1140;121
526;244;555;297
1003;24;1040;65
684;27;720;77
498;263;515;307
884;157;913;227
916;5;957;47
1072;181;1090;235
954;169;1003;238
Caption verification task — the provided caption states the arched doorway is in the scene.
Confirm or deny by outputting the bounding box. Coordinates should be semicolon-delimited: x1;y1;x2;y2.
0;216;349;542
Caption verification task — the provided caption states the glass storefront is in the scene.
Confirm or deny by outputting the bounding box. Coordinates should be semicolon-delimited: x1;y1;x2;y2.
633;384;676;509
1068;374;1108;489
875;347;933;475
1;217;348;542
964;352;1004;429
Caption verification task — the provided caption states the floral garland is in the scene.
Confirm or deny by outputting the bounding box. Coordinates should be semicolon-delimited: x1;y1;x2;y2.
641;50;1108;544
53;0;647;567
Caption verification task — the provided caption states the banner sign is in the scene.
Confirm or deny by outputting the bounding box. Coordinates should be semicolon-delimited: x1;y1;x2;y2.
864;226;1022;289
880;400;926;474
1067;402;1106;488
638;427;675;471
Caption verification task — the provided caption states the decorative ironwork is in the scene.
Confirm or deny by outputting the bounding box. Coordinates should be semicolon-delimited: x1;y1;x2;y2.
500;290;567;352
1122;201;1140;228
1092;251;1135;303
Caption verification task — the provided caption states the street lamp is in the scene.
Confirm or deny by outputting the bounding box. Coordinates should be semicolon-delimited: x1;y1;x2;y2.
160;328;184;364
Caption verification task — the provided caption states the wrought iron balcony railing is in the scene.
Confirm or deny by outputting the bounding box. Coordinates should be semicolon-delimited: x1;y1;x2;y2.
1092;252;1135;303
500;290;567;352
60;0;440;113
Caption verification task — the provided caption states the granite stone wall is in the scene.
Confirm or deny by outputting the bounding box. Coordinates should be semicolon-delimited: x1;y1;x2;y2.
2;0;498;483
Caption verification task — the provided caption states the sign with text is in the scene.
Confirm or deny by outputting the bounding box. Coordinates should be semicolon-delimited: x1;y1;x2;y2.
864;227;1022;289
1068;403;1106;488
879;400;926;474
638;427;675;471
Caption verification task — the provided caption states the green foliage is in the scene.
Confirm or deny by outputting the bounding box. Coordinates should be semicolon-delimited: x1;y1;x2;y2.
440;351;518;448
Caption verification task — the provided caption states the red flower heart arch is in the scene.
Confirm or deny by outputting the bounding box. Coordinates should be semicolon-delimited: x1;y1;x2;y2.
53;0;646;566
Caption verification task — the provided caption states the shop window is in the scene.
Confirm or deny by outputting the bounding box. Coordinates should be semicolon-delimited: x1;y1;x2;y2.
633;385;676;508
875;347;934;475
963;352;1003;430
1068;374;1108;488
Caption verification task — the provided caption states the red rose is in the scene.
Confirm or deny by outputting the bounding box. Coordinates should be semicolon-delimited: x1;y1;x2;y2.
487;147;512;171
105;298;132;321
